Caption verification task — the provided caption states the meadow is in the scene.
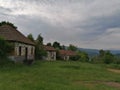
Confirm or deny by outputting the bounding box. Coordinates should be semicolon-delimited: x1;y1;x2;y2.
0;61;120;90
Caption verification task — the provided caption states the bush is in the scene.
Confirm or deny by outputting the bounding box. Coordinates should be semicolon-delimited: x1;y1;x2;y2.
0;37;14;64
70;55;80;61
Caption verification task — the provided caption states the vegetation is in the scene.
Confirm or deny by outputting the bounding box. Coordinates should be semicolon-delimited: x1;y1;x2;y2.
53;41;62;50
46;42;52;46
0;21;17;29
0;61;119;90
91;50;115;64
27;33;34;42
0;37;14;65
68;44;77;51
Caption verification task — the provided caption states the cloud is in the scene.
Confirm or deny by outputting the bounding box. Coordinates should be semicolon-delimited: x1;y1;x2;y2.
0;0;120;49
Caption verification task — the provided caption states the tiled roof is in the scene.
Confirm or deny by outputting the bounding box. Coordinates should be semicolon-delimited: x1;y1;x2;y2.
44;45;56;51
0;25;35;45
59;50;77;56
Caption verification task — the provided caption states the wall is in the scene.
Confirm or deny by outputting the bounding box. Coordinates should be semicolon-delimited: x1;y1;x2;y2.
9;42;35;62
46;51;56;61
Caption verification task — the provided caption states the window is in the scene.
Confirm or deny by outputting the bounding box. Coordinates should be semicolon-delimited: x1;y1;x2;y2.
19;46;22;56
31;47;33;55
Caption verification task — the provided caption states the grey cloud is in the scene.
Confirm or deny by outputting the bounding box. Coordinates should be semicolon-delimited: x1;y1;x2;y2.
1;0;120;49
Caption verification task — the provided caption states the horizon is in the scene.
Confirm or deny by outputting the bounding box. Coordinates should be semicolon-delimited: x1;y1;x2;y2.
0;0;120;50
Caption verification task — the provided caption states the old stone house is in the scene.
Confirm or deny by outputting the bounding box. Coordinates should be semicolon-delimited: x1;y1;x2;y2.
43;45;56;61
0;25;35;62
59;50;76;60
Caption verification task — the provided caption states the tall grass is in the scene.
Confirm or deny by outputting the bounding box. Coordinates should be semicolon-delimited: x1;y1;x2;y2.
0;61;119;90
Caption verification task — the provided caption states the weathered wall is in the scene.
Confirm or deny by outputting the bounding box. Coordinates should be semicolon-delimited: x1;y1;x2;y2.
9;42;35;62
45;51;56;61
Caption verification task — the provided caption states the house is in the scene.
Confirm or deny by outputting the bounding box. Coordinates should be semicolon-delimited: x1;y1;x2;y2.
59;50;77;60
43;45;56;61
0;24;35;63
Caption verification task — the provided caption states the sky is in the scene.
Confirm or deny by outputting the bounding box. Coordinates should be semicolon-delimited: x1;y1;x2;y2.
0;0;120;50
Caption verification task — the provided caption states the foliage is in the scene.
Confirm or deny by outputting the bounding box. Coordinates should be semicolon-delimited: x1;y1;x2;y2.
46;42;52;46
61;45;66;50
35;34;47;59
0;37;14;58
27;33;34;42
91;50;115;64
103;51;114;64
53;41;62;50
70;55;80;61
67;44;77;51
77;51;89;62
0;21;17;29
0;37;14;65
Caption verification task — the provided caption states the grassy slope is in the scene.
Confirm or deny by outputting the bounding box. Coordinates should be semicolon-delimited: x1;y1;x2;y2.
0;61;120;90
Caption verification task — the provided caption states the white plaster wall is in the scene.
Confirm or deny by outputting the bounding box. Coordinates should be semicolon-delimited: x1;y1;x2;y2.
14;42;35;60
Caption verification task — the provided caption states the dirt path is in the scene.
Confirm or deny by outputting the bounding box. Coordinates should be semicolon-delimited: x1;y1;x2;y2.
108;68;120;73
104;82;120;88
74;80;120;89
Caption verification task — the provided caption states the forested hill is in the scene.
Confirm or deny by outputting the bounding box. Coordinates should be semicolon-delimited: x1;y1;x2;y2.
78;48;120;57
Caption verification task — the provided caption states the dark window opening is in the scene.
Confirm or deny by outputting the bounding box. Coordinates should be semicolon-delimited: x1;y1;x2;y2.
19;46;22;56
31;47;33;55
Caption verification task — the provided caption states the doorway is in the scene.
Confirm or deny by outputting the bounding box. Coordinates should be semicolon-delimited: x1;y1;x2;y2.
25;47;28;60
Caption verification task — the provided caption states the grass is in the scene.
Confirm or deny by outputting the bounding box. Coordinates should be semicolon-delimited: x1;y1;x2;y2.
0;61;120;90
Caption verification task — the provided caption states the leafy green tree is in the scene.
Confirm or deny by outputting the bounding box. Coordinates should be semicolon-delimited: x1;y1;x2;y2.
0;36;14;65
0;37;13;58
103;50;114;64
35;34;46;59
53;41;61;50
68;44;77;51
92;50;114;64
36;34;43;45
0;21;17;29
99;49;105;57
61;45;66;50
47;43;52;46
77;51;89;62
27;34;34;42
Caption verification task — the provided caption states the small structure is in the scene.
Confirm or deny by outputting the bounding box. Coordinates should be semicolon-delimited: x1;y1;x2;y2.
43;45;56;61
59;50;77;60
0;25;35;63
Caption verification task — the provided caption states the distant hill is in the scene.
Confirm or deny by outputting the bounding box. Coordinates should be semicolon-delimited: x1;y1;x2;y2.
110;50;120;55
78;48;99;57
78;48;120;57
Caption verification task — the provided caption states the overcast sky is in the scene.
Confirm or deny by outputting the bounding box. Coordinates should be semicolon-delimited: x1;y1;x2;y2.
0;0;120;50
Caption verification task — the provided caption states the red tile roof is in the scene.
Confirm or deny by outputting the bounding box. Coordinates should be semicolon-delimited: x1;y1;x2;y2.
59;50;77;56
0;25;35;45
44;45;56;51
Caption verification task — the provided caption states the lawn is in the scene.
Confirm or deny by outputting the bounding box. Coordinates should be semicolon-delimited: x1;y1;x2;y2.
0;61;120;90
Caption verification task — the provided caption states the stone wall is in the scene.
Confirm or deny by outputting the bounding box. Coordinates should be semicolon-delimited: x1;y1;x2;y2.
46;51;56;61
9;42;35;62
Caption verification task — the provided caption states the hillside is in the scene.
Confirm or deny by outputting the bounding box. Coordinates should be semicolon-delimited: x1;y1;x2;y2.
78;48;120;57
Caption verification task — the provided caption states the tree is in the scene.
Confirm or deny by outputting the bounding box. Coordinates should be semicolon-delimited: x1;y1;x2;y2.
68;44;77;51
92;50;115;64
61;45;66;50
99;49;105;57
103;50;114;64
77;51;89;62
36;34;43;45
27;33;34;42
35;34;46;59
0;37;13;57
0;21;17;29
47;43;52;46
53;41;61;50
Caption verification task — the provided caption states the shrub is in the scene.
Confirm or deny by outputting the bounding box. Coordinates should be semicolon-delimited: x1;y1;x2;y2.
0;37;14;64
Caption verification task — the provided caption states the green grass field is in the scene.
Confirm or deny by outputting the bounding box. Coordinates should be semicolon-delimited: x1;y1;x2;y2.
0;61;120;90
